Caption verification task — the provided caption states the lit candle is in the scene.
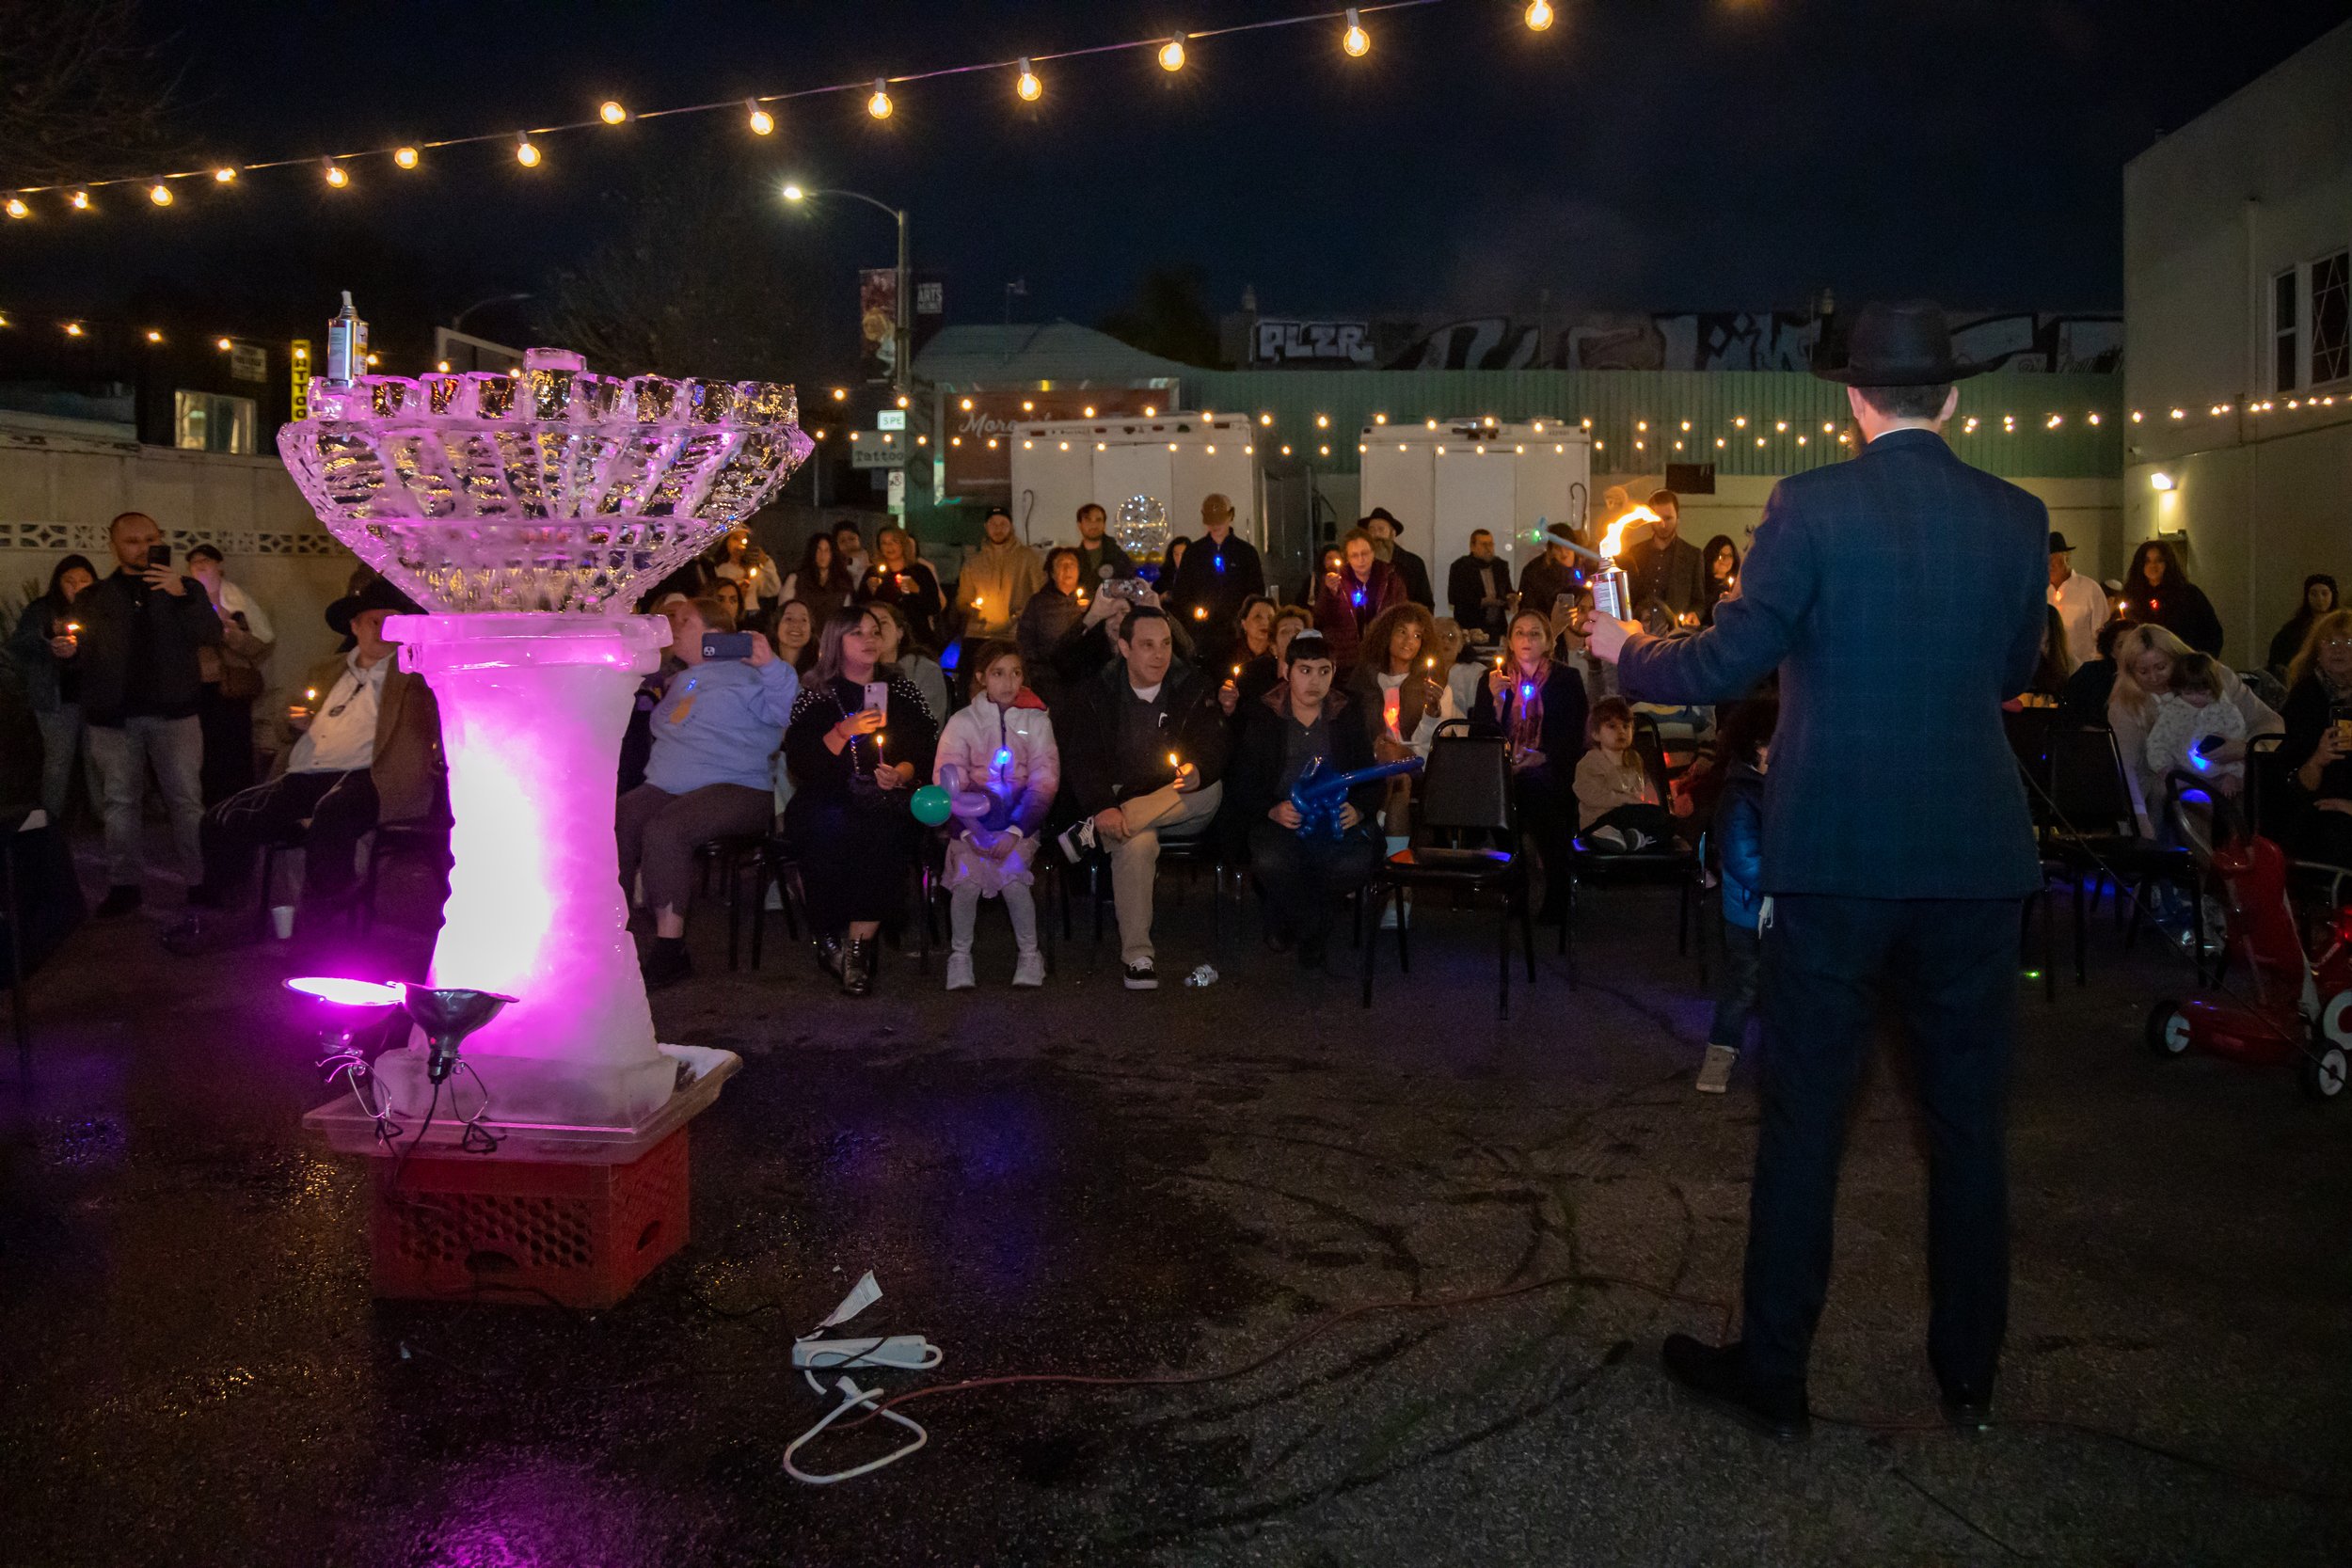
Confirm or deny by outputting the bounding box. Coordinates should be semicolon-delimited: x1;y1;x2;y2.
305;688;319;702
1383;687;1402;737
971;597;985;610
1192;606;1207;620
63;621;80;638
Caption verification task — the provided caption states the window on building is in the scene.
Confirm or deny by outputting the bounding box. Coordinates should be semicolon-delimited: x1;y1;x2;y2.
2273;268;2299;392
173;390;257;455
2313;250;2349;387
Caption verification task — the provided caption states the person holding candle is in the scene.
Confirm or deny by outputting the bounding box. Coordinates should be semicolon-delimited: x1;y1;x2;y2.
73;513;224;917
785;605;940;996
1516;521;1584;635
959;506;1044;641
2120;539;2224;657
615;594;800;989
832;520;872;582
1699;535;1742;627
1223;603;1310;715
1162;493;1265;668
868;599;950;721
714;526;783;618
168;577;441;952
8;553;100;820
857;527;948;651
1622;489;1706;627
1226;631;1385;969
2044;531;2106;669
1055;605;1231;990
1311;529;1406;671
1346;603;1454;838
932;641;1059;990
1471;607;1591;922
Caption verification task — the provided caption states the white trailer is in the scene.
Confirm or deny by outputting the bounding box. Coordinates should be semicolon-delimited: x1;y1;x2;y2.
1357;420;1593;592
1007;414;1264;556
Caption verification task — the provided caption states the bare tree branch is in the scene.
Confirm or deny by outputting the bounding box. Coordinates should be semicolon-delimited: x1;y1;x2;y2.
0;0;195;187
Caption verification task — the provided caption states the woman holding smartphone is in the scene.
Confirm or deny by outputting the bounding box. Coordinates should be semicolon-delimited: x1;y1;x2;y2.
616;595;798;989
784;605;940;995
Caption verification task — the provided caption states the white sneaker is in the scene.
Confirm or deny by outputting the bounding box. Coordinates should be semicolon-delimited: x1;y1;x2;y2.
1123;957;1158;990
945;952;976;990
1011;948;1045;988
1696;1043;1737;1094
1056;819;1098;863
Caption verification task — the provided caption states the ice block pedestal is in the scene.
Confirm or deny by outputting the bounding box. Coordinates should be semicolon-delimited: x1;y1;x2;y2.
370;612;675;1128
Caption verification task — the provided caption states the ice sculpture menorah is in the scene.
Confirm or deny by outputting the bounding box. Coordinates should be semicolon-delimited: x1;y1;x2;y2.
279;345;813;1133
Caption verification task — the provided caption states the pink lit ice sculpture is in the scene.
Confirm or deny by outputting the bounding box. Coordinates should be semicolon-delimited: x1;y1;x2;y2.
278;349;812;1127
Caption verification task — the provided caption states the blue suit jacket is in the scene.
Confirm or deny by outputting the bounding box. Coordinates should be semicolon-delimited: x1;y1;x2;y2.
1618;429;2047;899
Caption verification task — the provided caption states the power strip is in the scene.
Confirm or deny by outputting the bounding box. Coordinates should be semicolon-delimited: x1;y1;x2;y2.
791;1335;941;1372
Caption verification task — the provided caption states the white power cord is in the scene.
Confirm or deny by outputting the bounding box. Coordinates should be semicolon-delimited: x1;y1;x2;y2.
783;1272;942;1485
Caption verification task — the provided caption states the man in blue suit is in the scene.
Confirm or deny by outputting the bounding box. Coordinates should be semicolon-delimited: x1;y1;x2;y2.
1588;302;2049;1441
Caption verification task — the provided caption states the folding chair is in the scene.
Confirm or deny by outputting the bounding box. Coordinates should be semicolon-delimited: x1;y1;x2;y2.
1362;728;1536;1018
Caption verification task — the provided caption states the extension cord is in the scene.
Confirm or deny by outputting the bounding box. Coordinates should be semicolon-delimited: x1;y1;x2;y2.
792;1334;942;1372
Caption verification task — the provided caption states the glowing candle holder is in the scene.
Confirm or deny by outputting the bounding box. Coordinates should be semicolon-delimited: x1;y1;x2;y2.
278;346;813;1129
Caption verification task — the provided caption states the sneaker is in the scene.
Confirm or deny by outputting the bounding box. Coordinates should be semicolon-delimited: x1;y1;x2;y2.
1122;957;1158;990
945;951;976;990
94;885;143;918
1056;818;1099;864
1011;948;1046;988
1582;827;1627;854
1696;1043;1737;1094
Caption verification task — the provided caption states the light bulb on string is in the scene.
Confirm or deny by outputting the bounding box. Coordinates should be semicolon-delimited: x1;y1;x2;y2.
1016;58;1042;101
145;329;163;343
324;162;348;188
1526;0;1555;30
598;100;628;125
1342;8;1370;55
68;188;91;210
4;198;25;219
1159;36;1187;71
63;321;84;337
213;166;236;183
746;101;774;135
393;146;419;169
867;80;893;119
515;135;541;167
148;182;172;206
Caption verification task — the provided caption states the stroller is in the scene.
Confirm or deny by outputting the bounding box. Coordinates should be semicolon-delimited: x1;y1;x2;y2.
2146;772;2352;1100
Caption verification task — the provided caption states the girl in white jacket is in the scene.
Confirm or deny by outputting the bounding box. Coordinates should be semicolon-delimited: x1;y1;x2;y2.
933;641;1061;990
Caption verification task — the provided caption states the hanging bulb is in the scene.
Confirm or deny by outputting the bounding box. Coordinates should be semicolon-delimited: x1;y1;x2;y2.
598;100;628;125
68;188;92;210
393;146;419;169
1526;0;1555;30
145;329;164;343
867;79;893;119
746;100;774;135
1343;8;1370;55
515;135;541;167
148;182;172;206
324;162;348;188
64;322;85;337
4;198;26;219
213;166;237;183
1159;36;1187;71
1016;58;1042;101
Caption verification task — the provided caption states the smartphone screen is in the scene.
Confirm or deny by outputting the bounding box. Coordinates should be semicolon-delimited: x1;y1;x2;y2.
700;632;755;660
147;544;172;567
863;680;890;715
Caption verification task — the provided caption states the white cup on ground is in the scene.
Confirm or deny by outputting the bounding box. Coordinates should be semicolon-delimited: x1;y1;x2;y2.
270;904;296;941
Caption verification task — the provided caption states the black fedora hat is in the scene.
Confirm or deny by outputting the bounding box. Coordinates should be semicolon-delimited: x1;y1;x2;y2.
325;574;420;638
2048;531;2076;554
1817;301;1989;387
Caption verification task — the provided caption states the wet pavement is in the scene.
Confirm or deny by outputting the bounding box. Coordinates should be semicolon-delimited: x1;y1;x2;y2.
5;854;2351;1566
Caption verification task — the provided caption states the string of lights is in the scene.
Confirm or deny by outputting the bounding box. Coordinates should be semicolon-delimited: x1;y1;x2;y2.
0;0;1469;214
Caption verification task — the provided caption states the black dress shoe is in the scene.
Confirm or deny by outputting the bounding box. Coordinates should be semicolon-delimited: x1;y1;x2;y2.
1661;1334;1810;1442
839;937;876;997
1940;1380;1994;1433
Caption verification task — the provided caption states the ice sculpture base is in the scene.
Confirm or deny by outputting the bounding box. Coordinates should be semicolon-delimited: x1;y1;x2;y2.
305;1044;740;1164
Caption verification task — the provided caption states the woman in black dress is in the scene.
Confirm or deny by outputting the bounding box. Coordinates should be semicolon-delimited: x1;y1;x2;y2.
784;605;940;995
2122;540;2225;657
856;527;948;651
2266;573;2337;678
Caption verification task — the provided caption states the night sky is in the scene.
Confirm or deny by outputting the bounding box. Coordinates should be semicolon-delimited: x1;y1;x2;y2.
6;0;2349;371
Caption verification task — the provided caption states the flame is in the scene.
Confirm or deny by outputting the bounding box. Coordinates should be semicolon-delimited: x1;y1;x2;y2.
1597;505;1661;561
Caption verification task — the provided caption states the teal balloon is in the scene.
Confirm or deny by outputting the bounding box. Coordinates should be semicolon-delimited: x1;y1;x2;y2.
910;784;954;826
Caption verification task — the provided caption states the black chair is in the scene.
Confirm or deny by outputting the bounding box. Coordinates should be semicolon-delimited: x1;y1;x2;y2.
1560;718;1702;985
357;818;452;935
1362;729;1536;1018
693;832;771;972
2041;723;2197;985
1083;831;1231;956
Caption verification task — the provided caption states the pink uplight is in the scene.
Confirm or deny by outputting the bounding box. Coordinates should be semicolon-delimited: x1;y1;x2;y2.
285;976;407;1007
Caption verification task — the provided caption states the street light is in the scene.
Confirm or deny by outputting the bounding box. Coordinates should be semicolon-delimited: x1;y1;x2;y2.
782;182;911;409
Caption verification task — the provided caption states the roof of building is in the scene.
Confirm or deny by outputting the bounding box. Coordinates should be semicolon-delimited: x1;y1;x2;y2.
914;322;1192;387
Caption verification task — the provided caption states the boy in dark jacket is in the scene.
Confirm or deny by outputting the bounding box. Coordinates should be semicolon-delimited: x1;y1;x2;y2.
1701;698;1777;1093
1225;631;1385;968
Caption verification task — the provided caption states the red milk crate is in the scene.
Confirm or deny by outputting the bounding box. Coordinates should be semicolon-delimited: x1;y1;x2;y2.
369;1124;691;1308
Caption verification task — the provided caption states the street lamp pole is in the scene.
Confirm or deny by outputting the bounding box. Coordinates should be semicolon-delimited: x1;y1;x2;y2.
782;183;910;405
